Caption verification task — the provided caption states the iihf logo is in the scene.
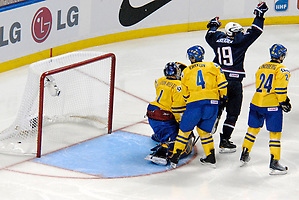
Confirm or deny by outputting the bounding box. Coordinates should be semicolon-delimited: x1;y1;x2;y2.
274;0;288;11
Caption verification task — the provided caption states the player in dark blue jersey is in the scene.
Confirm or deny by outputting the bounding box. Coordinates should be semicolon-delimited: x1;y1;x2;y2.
205;2;268;153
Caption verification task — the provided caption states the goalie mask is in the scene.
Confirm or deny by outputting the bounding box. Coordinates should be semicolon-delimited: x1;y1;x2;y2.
225;22;244;37
164;62;181;80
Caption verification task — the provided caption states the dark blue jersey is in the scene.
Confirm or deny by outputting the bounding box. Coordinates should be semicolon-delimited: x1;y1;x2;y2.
205;17;264;81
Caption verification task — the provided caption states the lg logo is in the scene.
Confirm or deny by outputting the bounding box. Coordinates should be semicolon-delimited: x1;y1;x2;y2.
0;22;21;47
57;6;79;30
31;7;52;43
32;6;79;43
0;5;79;47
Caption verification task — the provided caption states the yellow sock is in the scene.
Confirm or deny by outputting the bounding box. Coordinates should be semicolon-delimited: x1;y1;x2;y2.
269;132;282;160
242;127;260;152
173;130;191;154
197;127;214;156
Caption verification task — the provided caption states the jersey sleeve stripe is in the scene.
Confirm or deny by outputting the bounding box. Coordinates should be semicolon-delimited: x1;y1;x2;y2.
252;24;263;32
172;106;186;110
172;110;184;114
275;87;287;90
276;91;287;94
218;81;228;88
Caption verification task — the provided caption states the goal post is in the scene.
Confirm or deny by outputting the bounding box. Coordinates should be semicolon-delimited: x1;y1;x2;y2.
0;51;116;157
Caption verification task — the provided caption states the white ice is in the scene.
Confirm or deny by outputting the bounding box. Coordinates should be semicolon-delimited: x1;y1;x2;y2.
0;24;299;200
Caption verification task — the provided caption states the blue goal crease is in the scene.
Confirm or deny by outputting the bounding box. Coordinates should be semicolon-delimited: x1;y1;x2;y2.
33;131;194;178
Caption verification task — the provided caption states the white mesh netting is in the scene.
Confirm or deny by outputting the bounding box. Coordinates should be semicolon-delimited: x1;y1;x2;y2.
0;51;115;155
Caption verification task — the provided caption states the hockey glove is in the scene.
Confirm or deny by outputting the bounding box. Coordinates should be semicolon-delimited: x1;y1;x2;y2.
207;17;221;29
280;96;292;113
218;97;227;113
254;2;268;18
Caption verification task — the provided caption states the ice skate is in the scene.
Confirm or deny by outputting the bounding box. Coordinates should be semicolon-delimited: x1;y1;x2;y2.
200;149;216;168
145;146;168;165
269;155;288;175
219;138;237;153
169;149;182;169
240;147;250;167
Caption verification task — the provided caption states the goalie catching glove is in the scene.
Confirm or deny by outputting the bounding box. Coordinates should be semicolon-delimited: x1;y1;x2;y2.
207;17;221;29
253;2;268;18
280;96;291;113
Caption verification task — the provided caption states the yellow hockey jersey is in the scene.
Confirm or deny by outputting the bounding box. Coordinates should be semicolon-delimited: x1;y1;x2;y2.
251;61;291;107
150;77;186;122
181;62;227;103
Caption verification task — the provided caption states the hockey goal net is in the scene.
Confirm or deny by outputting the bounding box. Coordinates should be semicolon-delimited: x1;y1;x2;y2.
0;51;116;157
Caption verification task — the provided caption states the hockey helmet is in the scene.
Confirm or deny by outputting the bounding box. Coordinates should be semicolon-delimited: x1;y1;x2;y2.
187;45;205;62
270;44;287;59
164;62;181;79
225;22;244;37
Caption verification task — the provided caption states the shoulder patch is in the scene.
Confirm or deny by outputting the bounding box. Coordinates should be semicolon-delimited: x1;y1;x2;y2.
280;68;290;74
176;86;181;92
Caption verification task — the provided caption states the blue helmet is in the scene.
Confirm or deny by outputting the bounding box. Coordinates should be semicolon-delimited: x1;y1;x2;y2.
270;44;287;59
187;45;205;62
164;62;181;79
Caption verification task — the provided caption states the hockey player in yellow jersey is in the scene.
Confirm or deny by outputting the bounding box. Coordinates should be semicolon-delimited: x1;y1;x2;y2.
240;44;291;175
170;45;228;168
145;62;192;165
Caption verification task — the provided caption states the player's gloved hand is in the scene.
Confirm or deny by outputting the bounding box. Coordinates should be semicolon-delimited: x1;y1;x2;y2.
218;97;227;112
254;2;268;18
207;17;221;29
280;96;291;113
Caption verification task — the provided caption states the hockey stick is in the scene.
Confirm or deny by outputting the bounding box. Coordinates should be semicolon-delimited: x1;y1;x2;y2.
189;131;199;146
192;136;200;146
211;106;224;134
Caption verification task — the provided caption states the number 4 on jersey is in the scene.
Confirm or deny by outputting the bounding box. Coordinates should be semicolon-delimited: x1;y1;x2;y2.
197;70;206;89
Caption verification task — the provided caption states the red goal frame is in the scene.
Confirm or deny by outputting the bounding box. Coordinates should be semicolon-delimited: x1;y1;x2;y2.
36;53;116;157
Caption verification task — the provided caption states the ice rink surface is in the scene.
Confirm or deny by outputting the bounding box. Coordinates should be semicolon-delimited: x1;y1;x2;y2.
0;24;299;199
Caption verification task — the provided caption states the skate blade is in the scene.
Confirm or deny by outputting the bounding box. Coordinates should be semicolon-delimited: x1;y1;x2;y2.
240;156;251;167
200;161;216;169
219;148;237;153
269;169;288;175
145;155;168;165
170;162;177;169
240;160;248;167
